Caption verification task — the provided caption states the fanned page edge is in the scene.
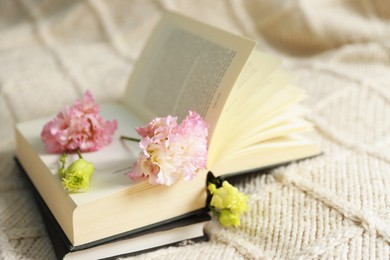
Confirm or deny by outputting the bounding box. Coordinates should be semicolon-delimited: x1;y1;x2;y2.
207;50;321;176
212;134;321;176
207;50;290;167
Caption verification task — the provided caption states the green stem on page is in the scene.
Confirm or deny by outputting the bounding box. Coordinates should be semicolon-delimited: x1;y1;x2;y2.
120;136;141;142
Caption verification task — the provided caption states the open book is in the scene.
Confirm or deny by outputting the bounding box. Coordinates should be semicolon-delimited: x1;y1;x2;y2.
15;11;320;248
123;12;320;176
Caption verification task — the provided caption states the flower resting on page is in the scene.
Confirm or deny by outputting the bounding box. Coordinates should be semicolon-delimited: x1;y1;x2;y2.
208;180;249;227
128;111;208;186
59;151;94;193
41;90;117;153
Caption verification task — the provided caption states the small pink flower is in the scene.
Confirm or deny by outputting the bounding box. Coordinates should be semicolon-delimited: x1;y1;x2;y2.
41;90;117;153
129;111;208;186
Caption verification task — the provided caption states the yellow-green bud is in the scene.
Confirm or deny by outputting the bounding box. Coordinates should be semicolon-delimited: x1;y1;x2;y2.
219;209;240;227
62;158;94;193
209;181;249;214
208;180;249;227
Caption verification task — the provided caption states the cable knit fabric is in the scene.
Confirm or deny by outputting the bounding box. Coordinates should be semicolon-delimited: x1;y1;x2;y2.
1;1;389;259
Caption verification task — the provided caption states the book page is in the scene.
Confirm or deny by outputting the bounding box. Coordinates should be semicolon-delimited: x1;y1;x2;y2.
206;60;295;167
212;135;321;176
122;11;256;138
224;105;311;151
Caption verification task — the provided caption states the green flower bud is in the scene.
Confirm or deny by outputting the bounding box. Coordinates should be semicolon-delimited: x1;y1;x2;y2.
207;183;217;194
207;180;249;227
218;209;240;227
62;158;94;193
209;181;249;214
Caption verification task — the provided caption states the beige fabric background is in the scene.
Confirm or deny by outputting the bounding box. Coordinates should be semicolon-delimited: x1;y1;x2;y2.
1;0;390;259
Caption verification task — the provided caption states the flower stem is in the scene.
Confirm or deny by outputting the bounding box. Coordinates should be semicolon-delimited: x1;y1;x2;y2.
58;152;67;179
120;136;141;142
76;148;83;159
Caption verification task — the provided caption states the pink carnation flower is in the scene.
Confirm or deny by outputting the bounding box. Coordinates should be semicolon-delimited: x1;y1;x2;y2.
129;111;208;186
41;90;117;153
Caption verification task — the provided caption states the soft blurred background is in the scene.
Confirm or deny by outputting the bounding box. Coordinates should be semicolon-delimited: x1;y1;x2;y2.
1;1;389;259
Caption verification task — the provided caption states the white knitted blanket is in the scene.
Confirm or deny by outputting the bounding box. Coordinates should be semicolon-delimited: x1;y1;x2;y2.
1;1;389;259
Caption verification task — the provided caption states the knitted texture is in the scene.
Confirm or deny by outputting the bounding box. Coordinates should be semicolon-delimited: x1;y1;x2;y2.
1;0;389;259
